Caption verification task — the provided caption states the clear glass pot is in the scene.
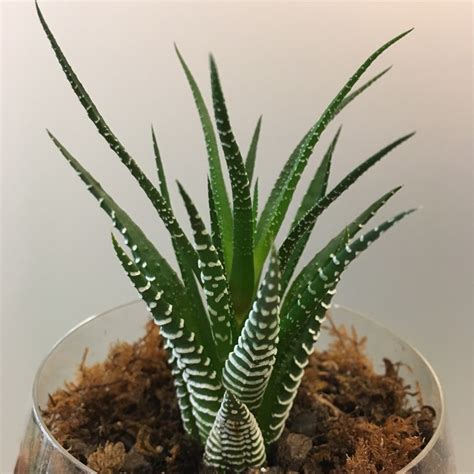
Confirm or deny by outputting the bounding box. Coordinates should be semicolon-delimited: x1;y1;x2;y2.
15;301;455;473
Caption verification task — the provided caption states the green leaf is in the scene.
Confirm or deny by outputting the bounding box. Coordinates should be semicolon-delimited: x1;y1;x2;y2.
255;29;413;275
210;55;255;318
111;235;199;438
245;116;263;184
279;133;414;274
208;178;225;272
259;288;333;444
252;179;259;224
222;249;280;411
47;131;215;353
111;234;223;443
291;126;341;228
278;128;342;288
151;125;171;206
150;127;208;325
48;132;179;297
282;186;402;315
175;46;233;271
205;391;266;472
334;66;392;116
36;3;200;282
178;182;236;361
260;208;417;443
279;237;308;297
165;339;200;439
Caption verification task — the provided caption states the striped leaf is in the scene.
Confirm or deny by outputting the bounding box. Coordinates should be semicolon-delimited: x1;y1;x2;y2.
210;56;255;318
279;132;414;274
278;128;342;290
255;29;413;275
151;126;209;336
208;178;225;271
164;339;199;438
178;183;235;361
279;237;309;297
291;126;341;229
175;46;233;271
205;391;266;472
111;235;223;443
48;132;215;353
259;209;416;442
111;235;199;438
36;4;200;281
246;116;263;184
282;186;402;315
48;133;179;299
259;289;333;444
282;186;402;314
151;128;208;322
151;126;171;205
222;249;280;411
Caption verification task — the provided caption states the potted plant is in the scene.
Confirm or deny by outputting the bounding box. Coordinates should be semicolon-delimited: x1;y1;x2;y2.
16;3;455;473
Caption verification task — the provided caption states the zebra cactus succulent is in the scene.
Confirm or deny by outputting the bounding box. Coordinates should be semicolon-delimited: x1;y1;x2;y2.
37;3;416;472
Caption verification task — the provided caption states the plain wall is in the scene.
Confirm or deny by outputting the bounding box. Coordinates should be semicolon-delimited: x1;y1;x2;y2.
1;1;473;471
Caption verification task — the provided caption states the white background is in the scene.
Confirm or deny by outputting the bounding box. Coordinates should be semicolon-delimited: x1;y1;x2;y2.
1;1;473;472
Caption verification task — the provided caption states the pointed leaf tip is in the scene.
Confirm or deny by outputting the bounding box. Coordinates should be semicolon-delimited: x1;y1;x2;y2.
209;53;217;68
395;27;415;40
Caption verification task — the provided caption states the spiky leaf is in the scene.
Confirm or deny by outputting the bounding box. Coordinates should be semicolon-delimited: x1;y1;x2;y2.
151;126;171;205
222;249;280;412
282;186;402;313
175;46;233;271
150;128;209;326
48;132;215;354
111;235;224;442
208;178;226;270
278;128;341;289
255;29;413;275
36;3;201;286
245;116;262;184
205;391;266;472
259;209;416;442
48;133;178;298
334;66;392;116
111;235;199;438
210;56;255;317
291;126;341;228
178;183;235;361
279;132;414;274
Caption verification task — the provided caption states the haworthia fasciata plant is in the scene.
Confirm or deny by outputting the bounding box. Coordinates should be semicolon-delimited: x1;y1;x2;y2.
38;4;416;470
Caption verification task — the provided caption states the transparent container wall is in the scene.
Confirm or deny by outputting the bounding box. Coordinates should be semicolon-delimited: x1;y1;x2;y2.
16;301;455;473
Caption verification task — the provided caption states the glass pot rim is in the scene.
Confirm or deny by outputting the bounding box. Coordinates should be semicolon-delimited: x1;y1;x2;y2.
31;301;445;473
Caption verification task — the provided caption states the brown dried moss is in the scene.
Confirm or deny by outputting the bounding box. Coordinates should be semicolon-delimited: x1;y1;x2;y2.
276;320;436;473
42;319;435;473
42;322;201;472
